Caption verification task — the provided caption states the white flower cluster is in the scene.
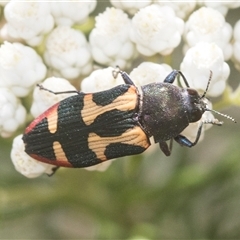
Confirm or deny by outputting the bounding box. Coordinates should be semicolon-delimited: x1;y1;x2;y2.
89;7;135;69
49;1;97;26
110;0;152;15
130;5;184;56
3;1;54;46
184;7;232;60
155;1;196;19
199;1;240;16
81;67;123;93
0;41;47;97
129;62;173;86
1;1;95;79
180;42;230;97
0;88;26;138
0;1;237;178
0;41;46;137
44;26;92;80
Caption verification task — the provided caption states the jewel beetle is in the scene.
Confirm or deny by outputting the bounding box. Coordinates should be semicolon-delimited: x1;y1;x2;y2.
22;69;236;168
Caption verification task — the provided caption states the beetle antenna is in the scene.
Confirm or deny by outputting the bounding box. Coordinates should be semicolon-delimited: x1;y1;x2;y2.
201;70;212;99
205;108;236;123
201;70;236;123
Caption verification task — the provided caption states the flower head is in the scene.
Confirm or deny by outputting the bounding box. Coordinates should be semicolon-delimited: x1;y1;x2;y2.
44;26;93;79
129;62;173;86
155;1;196;19
4;0;54;46
180;42;230;97
110;0;152;15
184;7;232;60
200;1;240;16
81;67;123;93
89;7;136;69
0;88;26;138
0;41;46;97
50;1;96;26
130;4;184;56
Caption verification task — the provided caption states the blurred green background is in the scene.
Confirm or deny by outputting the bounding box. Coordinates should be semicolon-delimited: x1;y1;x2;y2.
0;106;239;239
1;2;240;239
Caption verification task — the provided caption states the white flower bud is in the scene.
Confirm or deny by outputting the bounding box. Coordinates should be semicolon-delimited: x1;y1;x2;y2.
31;77;77;118
198;1;240;16
180;42;230;97
110;0;152;15
0;88;26;138
11;135;55;178
129;62;173;86
0;23;22;43
4;0;54;46
89;7;136;69
50;1;97;26
44;26;92;79
0;41;47;97
130;5;184;56
184;7;232;60
155;1;196;19
81;67;123;93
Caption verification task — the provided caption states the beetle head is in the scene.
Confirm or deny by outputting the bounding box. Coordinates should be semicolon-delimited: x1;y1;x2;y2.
185;71;236;124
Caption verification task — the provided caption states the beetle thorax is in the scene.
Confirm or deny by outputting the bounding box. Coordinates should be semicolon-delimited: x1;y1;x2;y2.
140;83;194;143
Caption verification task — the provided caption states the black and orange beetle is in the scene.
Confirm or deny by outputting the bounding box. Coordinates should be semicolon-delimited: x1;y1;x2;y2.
22;69;235;168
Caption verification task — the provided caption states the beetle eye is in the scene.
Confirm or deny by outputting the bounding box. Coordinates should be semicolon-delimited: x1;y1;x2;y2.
187;88;198;96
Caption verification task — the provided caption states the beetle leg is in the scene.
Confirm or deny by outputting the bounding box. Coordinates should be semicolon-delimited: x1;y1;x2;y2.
37;84;81;95
119;71;136;86
112;66;136;86
174;122;204;147
164;70;190;88
174;119;223;147
159;139;173;156
164;70;179;84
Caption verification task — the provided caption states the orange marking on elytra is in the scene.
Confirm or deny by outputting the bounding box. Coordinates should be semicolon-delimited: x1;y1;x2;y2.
53;141;68;162
81;86;138;126
25;103;60;134
47;108;59;134
88;126;150;161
